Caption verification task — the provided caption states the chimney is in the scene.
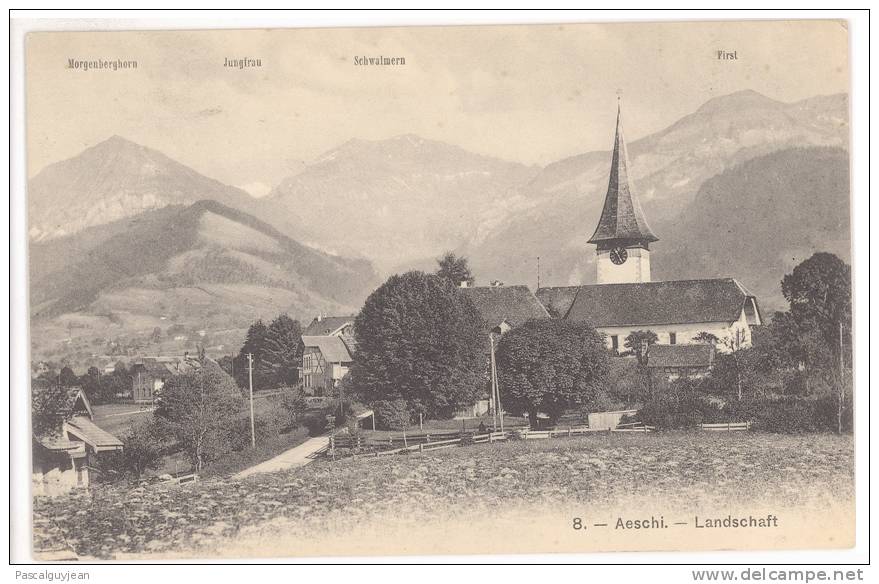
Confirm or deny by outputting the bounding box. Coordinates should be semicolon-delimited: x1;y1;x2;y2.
317;313;322;322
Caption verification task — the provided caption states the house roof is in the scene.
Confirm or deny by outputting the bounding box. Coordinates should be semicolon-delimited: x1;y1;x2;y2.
65;416;124;451
302;316;356;337
588;103;658;244
132;358;174;376
33;434;87;459
461;285;550;332
132;356;202;376
647;344;715;369
301;335;353;363
538;278;760;328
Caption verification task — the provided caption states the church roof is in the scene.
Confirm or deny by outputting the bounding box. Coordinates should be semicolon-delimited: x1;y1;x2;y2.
588;103;659;244
537;278;760;328
461;285;550;332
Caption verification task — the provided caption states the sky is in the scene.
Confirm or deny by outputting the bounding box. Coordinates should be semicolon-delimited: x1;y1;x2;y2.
26;20;849;195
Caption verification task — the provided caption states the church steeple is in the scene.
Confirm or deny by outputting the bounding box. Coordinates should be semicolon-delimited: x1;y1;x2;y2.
590;99;659;285
588;100;658;245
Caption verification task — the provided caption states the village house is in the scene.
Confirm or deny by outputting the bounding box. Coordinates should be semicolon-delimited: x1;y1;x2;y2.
646;343;716;381
32;387;123;496
536;101;762;367
129;354;201;402
458;283;551;418
299;315;358;406
300;335;354;405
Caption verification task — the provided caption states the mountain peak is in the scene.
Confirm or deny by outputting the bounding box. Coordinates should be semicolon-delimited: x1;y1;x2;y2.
696;89;781;115
94;134;143;150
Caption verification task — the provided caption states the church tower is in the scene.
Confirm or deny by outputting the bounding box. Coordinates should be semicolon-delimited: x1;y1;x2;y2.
588;101;659;284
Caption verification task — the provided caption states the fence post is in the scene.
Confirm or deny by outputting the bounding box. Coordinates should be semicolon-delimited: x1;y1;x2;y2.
418;443;424;455
489;433;494;443
568;426;572;438
426;434;431;443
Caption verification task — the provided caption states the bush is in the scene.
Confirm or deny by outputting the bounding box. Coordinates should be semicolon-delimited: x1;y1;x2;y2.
302;410;333;436
750;395;852;434
275;386;307;431
750;397;822;433
636;382;725;429
605;358;650;406
636;385;852;433
374;399;412;431
228;410;284;451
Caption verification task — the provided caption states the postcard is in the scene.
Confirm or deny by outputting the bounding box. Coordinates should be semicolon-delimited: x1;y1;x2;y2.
21;19;853;560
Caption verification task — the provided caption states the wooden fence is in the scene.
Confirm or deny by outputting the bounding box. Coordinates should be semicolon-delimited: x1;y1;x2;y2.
325;419;752;461
325;423;658;461
700;422;751;432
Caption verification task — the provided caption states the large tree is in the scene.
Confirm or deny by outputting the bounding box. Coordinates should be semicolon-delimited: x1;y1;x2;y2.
79;366;101;401
260;314;303;387
155;360;243;471
234;315;303;389
31;382;70;436
495;318;610;427
435;251;475;287
59;365;78;387
350;271;485;419
121;418;167;479
781;252;852;346
233;319;270;389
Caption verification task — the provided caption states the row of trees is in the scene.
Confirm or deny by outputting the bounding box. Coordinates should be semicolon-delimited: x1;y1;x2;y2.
348;253;612;430
33;361;132;405
229;314;303;390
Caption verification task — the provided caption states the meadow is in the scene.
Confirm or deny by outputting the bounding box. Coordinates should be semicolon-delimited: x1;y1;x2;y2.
33;431;853;559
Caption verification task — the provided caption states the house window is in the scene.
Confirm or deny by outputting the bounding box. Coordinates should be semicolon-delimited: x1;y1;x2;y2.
610;335;619;352
669;332;677;345
304;374;312;389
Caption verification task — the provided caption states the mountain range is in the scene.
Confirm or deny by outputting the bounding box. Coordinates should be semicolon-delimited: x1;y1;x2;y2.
27;89;850;365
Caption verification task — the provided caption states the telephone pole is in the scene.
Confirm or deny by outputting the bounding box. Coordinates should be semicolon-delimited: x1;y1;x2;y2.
838;321;845;435
489;333;503;433
247;352;255;448
536;256;540;290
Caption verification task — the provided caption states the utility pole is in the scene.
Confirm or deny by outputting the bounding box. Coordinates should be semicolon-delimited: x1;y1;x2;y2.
489;333;503;433
490;333;497;432
536;256;540;290
838;321;845;435
247;352;255;448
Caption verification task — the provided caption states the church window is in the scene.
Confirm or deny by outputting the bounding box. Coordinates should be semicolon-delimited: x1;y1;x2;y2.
669;332;677;345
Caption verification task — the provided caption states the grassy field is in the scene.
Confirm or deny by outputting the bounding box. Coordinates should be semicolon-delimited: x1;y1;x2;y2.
33;431;853;559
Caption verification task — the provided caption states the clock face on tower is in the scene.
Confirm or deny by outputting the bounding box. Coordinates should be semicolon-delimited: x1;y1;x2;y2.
609;246;628;265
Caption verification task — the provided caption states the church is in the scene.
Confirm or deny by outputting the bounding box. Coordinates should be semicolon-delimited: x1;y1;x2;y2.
535;102;763;367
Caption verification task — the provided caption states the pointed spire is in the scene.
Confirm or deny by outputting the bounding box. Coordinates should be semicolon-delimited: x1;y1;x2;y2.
588;99;659;244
